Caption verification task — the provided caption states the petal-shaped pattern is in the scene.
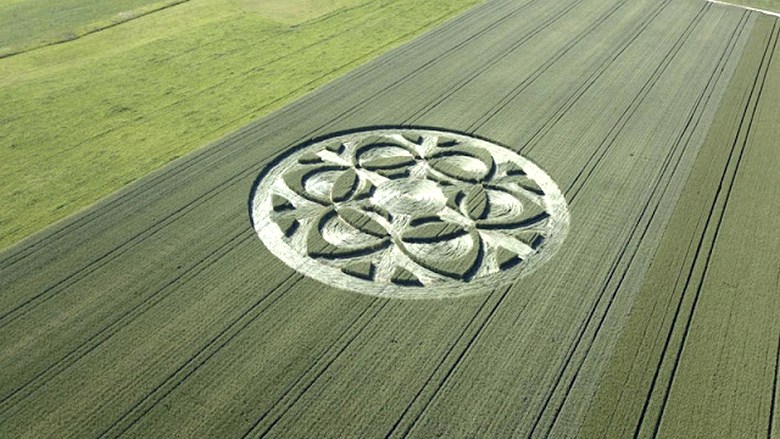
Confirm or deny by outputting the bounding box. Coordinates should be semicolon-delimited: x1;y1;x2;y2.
330;168;359;203
307;209;390;259
337;207;389;238
478;196;549;230
428;155;488;183
463;185;489;220
492;173;545;195
402;219;468;243
283;164;347;205
428;145;495;182
358;144;417;170
400;229;482;280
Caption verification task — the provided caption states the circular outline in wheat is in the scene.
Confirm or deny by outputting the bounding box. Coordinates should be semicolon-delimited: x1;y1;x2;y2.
250;128;569;299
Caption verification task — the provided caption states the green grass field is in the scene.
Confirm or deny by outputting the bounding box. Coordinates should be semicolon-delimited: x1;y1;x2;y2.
0;0;176;56
0;0;481;251
1;0;779;437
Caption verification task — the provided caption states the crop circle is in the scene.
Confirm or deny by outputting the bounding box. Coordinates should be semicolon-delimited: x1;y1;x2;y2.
250;128;570;299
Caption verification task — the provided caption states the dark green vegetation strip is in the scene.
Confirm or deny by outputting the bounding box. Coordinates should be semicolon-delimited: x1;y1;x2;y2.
0;0;775;437
581;14;780;438
0;0;481;251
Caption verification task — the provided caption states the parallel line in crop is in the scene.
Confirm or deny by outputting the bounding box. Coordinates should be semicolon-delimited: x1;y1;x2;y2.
0;0;562;420
380;286;514;438
576;18;780;436
247;4;730;434
395;7;750;436
402;0;590;122
113;299;388;438
0;168;254;329
565;3;711;201
0;0;527;270
647;22;779;437
0;230;252;414
380;289;508;438
770;335;780;439
0;0;548;323
513;0;675;151
465;0;649;132
398;7;719;436
525;12;753;437
239;298;389;438
380;2;696;432
94;0;636;434
0;0;572;349
243;1;676;433
97;271;306;437
632;20;779;438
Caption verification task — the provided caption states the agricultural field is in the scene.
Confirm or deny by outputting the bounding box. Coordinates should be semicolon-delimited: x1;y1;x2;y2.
728;0;780;13
1;0;779;437
0;0;481;251
0;0;177;56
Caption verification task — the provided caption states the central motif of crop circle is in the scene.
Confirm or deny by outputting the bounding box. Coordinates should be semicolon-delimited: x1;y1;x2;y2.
251;128;569;299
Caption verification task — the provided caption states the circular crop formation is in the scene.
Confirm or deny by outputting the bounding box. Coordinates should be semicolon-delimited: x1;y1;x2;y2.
250;128;570;299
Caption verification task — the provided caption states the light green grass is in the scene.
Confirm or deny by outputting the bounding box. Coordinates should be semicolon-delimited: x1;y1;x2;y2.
0;0;482;251
0;0;185;57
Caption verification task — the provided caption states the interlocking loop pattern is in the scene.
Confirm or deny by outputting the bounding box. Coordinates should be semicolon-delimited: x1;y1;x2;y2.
251;128;569;299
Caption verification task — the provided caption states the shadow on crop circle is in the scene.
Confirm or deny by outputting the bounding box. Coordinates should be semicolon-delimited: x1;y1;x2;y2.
249;126;570;299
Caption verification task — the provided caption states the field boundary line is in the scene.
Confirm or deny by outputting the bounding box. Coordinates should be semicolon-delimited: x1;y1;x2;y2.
0;0;191;60
708;0;780;19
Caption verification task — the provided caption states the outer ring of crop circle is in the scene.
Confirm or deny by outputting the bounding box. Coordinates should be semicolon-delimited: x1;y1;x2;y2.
249;127;570;299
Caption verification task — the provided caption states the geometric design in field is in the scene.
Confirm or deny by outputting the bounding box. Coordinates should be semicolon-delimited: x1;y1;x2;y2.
250;128;570;299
